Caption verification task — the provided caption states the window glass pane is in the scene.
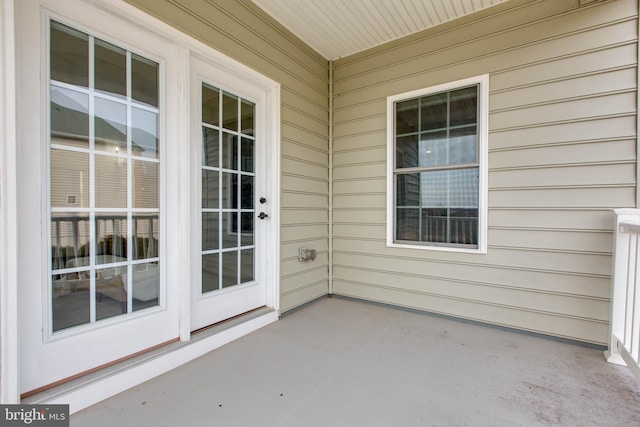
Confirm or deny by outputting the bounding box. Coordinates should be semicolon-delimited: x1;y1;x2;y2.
396;173;420;207
202;170;220;209
241;213;254;246
421;92;447;131
202;212;219;251
132;108;159;159
51;213;90;270
421;169;478;209
52;273;90;331
95;97;127;152
421;208;448;243
222;251;238;288
449;208;478;245
51;149;89;208
222;132;238;170
449;126;477;165
131;54;158;107
202;254;219;293
418;131;447;167
132;160;159;209
222;92;238;131
50;22;88;87
132;262;159;311
396;135;419;169
222;173;238;209
95;266;127;321
95;39;126;98
396;208;419;241
51;86;89;148
222;212;238;249
241;100;255;136
133;215;159;260
203;128;219;168
202;85;220;127
95;214;128;264
95;154;127;208
396;98;418;135
449;86;477;127
241;137;253;172
241;175;253;209
240;249;254;284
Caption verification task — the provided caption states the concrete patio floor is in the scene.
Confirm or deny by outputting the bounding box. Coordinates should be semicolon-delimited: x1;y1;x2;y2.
72;296;640;426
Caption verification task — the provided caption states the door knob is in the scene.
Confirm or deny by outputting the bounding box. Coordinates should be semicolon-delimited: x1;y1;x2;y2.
258;212;268;220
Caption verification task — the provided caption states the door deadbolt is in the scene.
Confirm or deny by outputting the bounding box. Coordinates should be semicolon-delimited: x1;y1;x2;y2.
259;197;267;204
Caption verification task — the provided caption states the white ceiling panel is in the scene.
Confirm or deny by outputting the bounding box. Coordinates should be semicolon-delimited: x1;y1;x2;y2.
251;0;511;60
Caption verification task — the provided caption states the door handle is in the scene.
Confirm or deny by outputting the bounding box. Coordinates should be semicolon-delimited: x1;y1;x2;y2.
258;212;268;220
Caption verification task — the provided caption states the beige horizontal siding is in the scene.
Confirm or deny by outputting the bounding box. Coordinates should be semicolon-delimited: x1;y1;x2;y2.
127;0;330;311
331;0;638;344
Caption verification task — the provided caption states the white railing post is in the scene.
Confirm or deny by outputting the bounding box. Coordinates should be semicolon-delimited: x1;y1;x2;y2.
606;209;640;365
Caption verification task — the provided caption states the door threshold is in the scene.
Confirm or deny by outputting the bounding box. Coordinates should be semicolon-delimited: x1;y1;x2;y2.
22;308;278;414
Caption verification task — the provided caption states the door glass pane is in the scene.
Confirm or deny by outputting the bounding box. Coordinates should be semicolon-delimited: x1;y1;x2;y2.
52;272;90;332
203;128;219;168
51;149;89;208
221;251;238;288
133;215;159;260
200;83;255;295
202;254;219;293
95;214;127;264
222;92;238;131
49;21;161;331
240;249;254;283
50;21;88;87
132;160;159;209
241;100;254;136
95;154;127;208
132;54;158;107
50;86;89;148
222;132;238;170
132;262;159;311
202;85;219;127
51;213;90;270
202;213;219;250
95;97;127;152
96;266;127;321
94;39;126;98
132;108;159;159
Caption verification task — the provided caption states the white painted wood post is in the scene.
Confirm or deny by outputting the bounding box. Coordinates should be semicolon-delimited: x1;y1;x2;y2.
606;209;640;365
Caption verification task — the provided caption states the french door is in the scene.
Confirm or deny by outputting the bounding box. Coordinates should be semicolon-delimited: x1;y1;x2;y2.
16;1;183;394
16;0;279;396
190;56;272;331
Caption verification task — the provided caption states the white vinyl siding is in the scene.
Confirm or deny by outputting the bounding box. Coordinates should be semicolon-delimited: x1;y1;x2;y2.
331;0;638;345
125;0;330;312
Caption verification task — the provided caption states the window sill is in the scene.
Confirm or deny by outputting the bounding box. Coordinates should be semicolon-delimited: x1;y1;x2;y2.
387;241;487;254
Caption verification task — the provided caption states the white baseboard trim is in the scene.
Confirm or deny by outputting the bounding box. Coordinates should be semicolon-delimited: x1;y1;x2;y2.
24;310;278;414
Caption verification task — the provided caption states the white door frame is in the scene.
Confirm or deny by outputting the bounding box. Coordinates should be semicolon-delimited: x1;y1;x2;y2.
3;0;280;408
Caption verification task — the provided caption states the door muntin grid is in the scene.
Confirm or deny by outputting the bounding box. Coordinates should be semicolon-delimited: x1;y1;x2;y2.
49;21;160;332
201;83;255;294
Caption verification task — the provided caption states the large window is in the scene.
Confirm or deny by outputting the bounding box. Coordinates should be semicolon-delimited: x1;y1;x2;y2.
387;76;488;252
49;21;160;332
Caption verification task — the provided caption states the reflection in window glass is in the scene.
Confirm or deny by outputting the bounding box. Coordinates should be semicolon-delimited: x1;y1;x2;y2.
394;83;480;248
94;39;126;98
132;108;158;158
49;21;161;331
50;86;89;148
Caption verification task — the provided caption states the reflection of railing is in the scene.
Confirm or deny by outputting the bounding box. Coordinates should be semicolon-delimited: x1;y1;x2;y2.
423;216;478;245
51;214;158;270
606;209;640;382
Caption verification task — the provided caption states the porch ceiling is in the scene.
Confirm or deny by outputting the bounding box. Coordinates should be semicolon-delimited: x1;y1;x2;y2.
250;0;512;60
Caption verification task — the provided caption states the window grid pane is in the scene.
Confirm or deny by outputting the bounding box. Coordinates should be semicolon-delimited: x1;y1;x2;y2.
394;84;480;247
201;83;256;294
50;21;160;332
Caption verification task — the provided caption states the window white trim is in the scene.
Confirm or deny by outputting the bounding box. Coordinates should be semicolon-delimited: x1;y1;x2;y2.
386;74;488;254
